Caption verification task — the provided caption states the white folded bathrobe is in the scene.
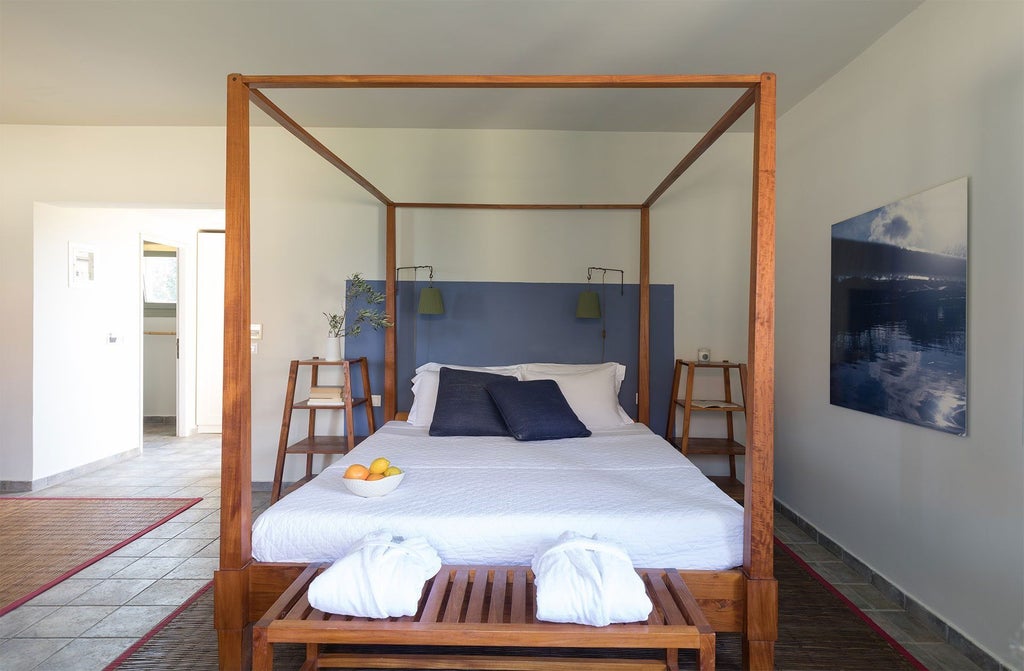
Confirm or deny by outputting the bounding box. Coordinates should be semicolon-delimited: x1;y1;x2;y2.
531;531;653;627
307;531;442;618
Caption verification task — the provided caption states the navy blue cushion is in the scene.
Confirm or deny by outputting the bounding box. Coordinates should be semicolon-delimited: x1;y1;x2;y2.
486;379;591;441
429;368;516;436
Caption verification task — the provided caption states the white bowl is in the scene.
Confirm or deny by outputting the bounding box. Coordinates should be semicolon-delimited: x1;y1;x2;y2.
342;472;404;498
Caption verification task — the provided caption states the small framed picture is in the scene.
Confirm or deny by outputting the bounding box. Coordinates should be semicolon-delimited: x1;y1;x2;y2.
69;243;96;287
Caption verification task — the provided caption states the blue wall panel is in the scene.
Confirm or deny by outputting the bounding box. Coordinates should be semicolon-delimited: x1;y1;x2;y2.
346;281;674;435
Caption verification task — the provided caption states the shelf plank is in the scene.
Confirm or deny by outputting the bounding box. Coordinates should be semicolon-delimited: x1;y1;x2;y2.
293;398;368;410
673;399;744;411
283;435;368;455
670;437;746;455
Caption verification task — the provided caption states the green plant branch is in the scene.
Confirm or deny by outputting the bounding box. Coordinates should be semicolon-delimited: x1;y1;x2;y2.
324;273;393;338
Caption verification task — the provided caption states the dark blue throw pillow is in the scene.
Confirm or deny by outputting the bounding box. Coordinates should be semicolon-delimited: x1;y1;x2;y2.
429;367;516;436
486;378;591;441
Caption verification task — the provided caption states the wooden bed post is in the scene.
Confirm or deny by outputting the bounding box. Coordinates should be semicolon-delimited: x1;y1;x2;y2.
384;204;397;421
638;206;651;425
216;74;254;671
743;72;778;670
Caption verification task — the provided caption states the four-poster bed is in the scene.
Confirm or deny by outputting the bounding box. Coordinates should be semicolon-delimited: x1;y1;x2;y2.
218;73;776;670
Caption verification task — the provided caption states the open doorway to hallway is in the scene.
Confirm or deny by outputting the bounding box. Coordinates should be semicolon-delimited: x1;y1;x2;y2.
142;240;179;433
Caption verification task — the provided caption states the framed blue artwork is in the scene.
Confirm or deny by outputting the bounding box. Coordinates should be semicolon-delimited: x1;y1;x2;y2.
830;177;968;435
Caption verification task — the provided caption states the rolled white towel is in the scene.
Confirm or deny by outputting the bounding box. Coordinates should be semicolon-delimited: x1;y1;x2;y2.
307;531;442;618
531;531;653;627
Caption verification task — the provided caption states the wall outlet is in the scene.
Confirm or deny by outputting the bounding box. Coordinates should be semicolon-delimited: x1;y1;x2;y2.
250;342;259;354
371;394;381;407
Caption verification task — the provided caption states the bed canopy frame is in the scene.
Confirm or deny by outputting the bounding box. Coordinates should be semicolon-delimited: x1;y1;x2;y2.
218;73;776;670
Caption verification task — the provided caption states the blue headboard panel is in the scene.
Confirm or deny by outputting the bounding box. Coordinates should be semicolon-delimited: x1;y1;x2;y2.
345;280;675;435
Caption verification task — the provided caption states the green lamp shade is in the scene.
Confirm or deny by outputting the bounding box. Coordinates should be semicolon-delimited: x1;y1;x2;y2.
575;291;601;318
418;286;444;315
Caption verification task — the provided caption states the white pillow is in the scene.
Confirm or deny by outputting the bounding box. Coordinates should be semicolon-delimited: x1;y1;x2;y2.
406;363;523;427
520;364;633;430
520;362;627;393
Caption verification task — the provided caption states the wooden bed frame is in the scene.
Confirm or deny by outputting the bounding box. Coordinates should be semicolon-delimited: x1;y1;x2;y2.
217;73;776;670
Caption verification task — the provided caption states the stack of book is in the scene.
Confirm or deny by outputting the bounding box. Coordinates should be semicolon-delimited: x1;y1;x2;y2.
307;385;344;406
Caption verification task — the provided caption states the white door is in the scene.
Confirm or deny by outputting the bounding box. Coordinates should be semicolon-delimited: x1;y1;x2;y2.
195;231;225;433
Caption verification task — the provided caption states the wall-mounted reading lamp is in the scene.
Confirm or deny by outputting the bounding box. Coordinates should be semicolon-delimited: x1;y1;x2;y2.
396;265;444;315
576;266;623;362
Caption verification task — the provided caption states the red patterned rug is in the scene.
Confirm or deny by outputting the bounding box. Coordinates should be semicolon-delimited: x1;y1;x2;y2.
0;497;201;616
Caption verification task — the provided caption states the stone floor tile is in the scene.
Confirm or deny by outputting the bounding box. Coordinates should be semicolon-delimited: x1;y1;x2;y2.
193;539;220;558
73;556;139;579
841;582;905;611
35;636;138;671
68;579;155;606
774;524;815;545
788;542;842;563
109;537;169;557
163;557;219;580
82;604;176;638
807;560;870;585
24;578;102;606
126;579;208;606
0;606;58;638
905;642;985;671
138;521;191;538
0;636;72;670
18;605;118;637
111;556;185;580
169;506;216;524
133;486;188;497
145;536;211;558
191;496;221;509
173;521;220;539
866;610;947;645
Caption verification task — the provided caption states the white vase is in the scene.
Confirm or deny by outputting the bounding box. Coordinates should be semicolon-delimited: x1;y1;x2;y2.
325;336;342;361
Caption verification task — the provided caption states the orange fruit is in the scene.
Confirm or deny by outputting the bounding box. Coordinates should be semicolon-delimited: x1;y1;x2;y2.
343;464;370;480
366;473;385;481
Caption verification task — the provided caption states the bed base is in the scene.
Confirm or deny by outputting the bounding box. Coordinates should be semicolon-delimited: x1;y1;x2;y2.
253;564;718;671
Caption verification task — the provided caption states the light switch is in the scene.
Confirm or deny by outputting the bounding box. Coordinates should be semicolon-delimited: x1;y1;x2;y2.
250;324;263;340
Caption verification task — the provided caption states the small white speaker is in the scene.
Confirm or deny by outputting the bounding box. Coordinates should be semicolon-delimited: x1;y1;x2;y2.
697;347;711;363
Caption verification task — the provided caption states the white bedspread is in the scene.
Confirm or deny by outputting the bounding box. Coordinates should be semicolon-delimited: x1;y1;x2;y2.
252;422;744;570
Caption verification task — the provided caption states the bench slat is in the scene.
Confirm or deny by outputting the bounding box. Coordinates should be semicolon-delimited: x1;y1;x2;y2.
465;567;488;623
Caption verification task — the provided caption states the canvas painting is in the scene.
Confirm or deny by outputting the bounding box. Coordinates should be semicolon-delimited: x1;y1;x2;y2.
830;177;968;435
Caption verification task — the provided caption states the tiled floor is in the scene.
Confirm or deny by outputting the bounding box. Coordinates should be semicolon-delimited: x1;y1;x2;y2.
0;425;993;671
0;423;231;671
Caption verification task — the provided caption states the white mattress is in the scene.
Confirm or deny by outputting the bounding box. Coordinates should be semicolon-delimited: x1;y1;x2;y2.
252;421;744;570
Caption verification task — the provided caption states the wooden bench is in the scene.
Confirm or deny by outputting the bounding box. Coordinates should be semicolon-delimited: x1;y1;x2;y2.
253;564;715;671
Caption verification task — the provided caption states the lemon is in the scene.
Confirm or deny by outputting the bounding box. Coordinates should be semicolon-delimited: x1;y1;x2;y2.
368;457;390;475
383;465;402;477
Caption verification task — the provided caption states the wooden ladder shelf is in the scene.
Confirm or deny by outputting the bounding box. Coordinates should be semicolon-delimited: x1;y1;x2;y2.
271;357;375;502
665;360;747;485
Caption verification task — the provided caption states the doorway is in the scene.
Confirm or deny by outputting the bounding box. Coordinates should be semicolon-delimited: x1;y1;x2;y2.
142;241;180;434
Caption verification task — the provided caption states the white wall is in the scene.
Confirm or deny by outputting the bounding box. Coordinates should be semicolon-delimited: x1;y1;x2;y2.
31;204;219;481
775;2;1024;667
0;126;228;483
1;123;754;486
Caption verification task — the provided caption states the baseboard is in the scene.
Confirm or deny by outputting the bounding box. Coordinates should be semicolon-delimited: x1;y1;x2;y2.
1;447;142;494
774;500;1015;671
